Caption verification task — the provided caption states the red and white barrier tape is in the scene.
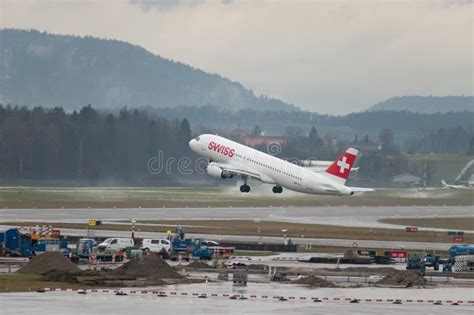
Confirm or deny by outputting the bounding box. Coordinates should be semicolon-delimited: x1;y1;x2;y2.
39;288;473;305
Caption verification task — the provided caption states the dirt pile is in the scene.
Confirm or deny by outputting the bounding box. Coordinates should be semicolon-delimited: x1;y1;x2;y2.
188;260;210;269
324;267;397;277
41;270;79;283
293;275;336;287
376;270;427;287
17;252;80;275
247;264;269;272
114;255;182;279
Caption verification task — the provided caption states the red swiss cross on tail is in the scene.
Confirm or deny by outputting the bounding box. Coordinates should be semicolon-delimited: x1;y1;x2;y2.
325;148;359;184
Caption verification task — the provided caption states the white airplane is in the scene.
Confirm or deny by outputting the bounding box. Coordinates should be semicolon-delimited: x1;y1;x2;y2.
189;134;374;196
441;180;471;190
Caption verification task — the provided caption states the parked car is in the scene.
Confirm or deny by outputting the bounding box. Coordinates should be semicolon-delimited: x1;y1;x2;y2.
226;261;248;269
142;239;171;253
97;238;134;252
202;240;220;247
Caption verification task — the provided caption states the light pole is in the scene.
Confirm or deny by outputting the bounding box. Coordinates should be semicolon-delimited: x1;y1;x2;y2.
255;219;262;244
131;220;136;240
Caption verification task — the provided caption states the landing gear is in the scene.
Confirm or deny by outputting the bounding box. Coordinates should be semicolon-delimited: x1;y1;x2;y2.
272;186;283;194
240;184;250;193
240;175;250;193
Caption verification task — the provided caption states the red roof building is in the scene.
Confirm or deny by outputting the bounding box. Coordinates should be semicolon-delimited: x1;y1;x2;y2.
243;136;287;147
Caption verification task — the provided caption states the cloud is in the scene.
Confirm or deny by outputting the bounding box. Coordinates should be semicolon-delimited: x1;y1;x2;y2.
129;0;231;11
1;0;472;114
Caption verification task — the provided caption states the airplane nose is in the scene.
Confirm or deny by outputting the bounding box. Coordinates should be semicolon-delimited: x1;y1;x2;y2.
189;139;196;150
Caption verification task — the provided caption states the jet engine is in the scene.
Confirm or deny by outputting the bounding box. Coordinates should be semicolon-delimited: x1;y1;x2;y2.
206;163;233;179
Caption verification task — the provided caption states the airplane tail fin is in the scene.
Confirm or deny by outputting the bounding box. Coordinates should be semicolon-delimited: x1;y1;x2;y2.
324;148;359;185
441;180;448;187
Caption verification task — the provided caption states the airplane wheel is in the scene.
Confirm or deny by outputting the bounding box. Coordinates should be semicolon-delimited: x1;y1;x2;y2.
240;184;250;193
278;187;283;193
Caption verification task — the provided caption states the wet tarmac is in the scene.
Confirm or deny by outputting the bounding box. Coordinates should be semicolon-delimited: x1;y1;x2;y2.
1;282;473;315
1;206;472;230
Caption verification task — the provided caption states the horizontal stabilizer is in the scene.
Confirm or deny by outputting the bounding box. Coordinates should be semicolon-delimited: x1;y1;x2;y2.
348;187;375;194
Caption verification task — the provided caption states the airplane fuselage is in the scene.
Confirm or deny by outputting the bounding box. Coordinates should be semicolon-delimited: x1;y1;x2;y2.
190;134;353;195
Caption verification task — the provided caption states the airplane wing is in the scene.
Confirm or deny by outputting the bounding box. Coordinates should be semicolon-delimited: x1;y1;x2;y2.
306;166;359;173
300;160;358;173
210;162;275;184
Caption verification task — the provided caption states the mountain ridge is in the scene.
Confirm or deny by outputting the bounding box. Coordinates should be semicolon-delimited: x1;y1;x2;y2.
368;95;473;114
0;29;298;112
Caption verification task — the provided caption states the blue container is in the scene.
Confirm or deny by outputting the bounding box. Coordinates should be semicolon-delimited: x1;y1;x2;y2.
0;228;20;251
449;244;474;257
20;236;32;257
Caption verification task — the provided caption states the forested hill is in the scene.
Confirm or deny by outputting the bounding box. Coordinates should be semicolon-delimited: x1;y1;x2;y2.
0;105;194;183
0;29;297;112
369;96;473;113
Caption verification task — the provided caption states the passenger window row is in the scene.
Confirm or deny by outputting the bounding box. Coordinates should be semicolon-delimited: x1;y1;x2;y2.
241;155;302;181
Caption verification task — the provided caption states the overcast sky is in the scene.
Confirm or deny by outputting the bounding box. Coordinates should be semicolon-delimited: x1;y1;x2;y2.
1;0;472;114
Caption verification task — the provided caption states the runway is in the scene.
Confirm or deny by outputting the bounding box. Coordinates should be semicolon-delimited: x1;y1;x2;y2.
1;205;473;231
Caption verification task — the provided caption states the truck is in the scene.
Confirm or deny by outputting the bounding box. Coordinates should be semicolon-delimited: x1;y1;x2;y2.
142;239;171;255
448;244;474;257
170;237;213;261
423;254;440;271
70;238;95;263
406;252;425;275
168;226;212;261
97;238;134;251
373;255;397;265
93;238;135;261
32;237;69;256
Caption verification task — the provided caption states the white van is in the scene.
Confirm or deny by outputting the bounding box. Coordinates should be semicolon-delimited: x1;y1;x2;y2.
142;239;171;253
97;238;134;251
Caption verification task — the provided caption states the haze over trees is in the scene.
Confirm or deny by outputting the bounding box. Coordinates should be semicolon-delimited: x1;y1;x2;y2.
404;126;474;155
0;105;192;184
147;106;474;142
368;96;473;114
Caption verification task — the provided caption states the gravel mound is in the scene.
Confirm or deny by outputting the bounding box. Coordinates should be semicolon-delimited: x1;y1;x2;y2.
247;264;269;271
18;252;80;275
188;260;210;269
41;270;79;283
376;270;427;287
293;275;336;287
114;255;182;279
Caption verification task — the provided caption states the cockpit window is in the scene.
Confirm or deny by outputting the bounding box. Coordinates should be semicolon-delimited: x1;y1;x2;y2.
195;136;200;141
